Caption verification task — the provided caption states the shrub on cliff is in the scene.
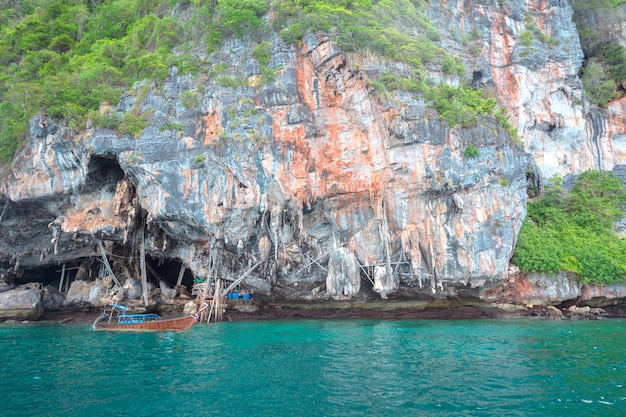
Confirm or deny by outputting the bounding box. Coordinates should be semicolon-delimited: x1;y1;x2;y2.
512;170;626;284
573;0;626;105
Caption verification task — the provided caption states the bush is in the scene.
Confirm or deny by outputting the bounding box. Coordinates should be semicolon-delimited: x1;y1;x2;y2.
251;41;272;66
217;0;269;38
567;170;626;232
181;91;199;109
119;113;148;136
512;224;563;274
580;58;618;106
464;145;480;158
90;111;120;130
573;0;626;104
512;170;626;284
216;75;248;89
426;84;497;128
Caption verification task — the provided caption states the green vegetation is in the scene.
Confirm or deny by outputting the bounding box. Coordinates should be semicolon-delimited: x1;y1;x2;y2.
512;170;626;284
0;0;271;163
464;145;480;158
274;0;450;71
523;13;552;46
194;154;206;164
119;112;149;137
425;84;497;128
273;0;514;131
0;0;517;163
573;0;626;106
180;91;199;109
251;40;276;85
159;121;184;132
580;59;619;105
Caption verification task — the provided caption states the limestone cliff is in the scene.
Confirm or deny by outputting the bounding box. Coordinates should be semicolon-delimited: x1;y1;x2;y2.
1;0;625;315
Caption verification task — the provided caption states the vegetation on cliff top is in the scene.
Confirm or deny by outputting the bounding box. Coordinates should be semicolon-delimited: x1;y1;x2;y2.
0;0;514;164
0;0;270;162
275;0;509;131
512;170;626;284
1;0;623;164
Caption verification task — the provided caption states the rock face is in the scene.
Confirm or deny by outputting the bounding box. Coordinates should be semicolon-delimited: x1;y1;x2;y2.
326;248;361;299
0;285;43;320
0;0;625;312
483;273;626;305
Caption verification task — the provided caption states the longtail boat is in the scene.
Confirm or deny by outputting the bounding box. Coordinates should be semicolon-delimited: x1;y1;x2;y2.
92;303;196;331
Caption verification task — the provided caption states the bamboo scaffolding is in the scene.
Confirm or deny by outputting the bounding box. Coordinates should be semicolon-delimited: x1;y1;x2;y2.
207;279;217;323
98;241;122;288
221;261;263;297
0;201;8;224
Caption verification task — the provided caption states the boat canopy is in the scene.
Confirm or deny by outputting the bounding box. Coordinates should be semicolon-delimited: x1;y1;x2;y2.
112;303;129;311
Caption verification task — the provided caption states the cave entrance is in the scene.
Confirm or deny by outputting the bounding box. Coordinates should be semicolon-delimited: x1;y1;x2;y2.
84;155;125;193
10;255;196;294
9;260;85;292
144;256;195;290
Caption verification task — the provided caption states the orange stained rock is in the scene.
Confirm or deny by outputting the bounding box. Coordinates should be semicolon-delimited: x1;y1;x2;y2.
270;41;391;202
182;169;193;200
203;104;222;145
61;200;117;234
453;222;467;240
489;8;519;120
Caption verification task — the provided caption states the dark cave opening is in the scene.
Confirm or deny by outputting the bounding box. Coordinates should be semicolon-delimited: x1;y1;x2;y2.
5;254;195;295
9;260;83;291
145;256;195;290
84;155;125;193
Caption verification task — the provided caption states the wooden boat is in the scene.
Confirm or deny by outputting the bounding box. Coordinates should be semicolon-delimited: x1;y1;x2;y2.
92;303;196;331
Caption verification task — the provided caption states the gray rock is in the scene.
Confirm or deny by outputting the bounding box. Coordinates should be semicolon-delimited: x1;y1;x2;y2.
326;248;360;299
124;278;143;301
0;285;42;310
0;0;625;312
159;280;177;302
64;279;109;306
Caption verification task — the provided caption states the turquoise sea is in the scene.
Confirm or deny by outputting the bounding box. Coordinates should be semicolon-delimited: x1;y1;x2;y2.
1;319;625;417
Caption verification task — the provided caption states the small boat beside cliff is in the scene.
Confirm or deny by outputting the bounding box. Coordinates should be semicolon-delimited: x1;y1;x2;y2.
92;303;196;331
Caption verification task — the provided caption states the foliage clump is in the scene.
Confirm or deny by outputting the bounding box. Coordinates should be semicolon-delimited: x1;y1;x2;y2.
573;0;626;105
272;0;514;132
0;0;272;163
512;170;626;284
464;145;480;158
0;0;517;162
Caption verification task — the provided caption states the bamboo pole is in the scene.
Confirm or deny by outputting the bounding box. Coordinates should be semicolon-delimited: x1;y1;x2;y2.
98;241;122;288
217;279;223;322
207;278;218;323
58;263;66;293
140;226;148;306
0;202;8;224
207;296;215;323
221;261;263;297
176;264;185;287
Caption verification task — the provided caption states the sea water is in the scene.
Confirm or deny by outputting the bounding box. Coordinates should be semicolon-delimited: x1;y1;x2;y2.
1;319;625;417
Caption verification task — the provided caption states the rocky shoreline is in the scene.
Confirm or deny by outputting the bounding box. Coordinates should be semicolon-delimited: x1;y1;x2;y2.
3;272;626;324
15;298;624;325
